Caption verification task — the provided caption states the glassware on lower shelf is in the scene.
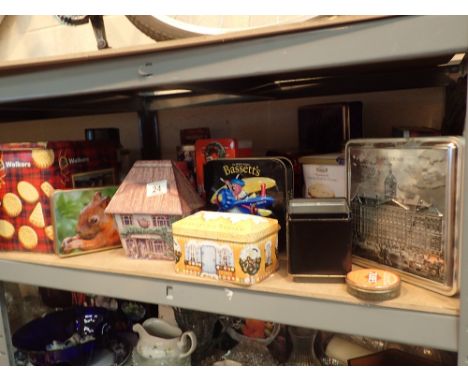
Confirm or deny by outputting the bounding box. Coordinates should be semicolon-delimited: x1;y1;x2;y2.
286;326;317;366
223;340;278;366
173;307;219;364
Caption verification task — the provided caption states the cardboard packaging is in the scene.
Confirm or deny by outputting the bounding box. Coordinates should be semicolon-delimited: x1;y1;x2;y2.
172;211;280;285
105;160;204;260
0;141;118;253
299;153;346;198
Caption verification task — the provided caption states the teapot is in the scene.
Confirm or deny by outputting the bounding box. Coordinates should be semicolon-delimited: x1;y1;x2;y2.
132;318;197;366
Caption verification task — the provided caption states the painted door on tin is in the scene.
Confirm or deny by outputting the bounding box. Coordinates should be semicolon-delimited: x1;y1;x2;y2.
201;245;217;275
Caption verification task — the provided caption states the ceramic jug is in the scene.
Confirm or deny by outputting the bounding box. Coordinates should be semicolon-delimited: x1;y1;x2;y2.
132;318;197;366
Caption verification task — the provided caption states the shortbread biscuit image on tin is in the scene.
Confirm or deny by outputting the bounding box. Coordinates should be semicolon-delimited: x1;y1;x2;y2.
40;181;55;198
0;219;15;239
17;181;39;204
45;225;54;241
18;226;38;250
2;193;23;217
29;202;45;228
32;149;55;169
308;182;335;198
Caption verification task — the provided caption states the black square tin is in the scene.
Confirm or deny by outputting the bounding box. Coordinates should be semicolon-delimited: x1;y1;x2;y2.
287;198;352;278
204;157;293;252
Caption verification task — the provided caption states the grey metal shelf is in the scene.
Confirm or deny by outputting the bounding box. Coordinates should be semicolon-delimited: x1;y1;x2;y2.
0;15;467;365
0;250;459;353
0;16;467;105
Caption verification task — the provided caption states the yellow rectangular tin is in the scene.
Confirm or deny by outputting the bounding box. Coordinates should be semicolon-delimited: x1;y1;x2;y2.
172;211;280;285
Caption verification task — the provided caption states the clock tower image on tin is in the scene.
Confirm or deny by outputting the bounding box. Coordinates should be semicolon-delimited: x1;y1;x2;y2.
347;137;464;296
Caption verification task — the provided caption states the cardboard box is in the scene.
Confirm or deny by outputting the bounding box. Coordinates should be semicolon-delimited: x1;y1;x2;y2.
299;153;346;198
0;141;118;253
172;211;280;285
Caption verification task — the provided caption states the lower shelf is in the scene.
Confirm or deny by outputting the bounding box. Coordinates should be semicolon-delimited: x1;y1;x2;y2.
0;249;460;351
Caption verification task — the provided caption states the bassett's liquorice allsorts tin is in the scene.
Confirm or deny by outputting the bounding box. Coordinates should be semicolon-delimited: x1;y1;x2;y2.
346;137;464;296
172;211;280;285
204;157;293;253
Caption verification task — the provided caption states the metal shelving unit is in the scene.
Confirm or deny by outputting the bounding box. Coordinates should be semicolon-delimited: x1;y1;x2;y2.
0;16;466;103
0;250;460;353
0;15;467;365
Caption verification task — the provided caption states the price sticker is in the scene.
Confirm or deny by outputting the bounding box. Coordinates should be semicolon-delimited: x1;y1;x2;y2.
367;271;378;283
146;180;168;197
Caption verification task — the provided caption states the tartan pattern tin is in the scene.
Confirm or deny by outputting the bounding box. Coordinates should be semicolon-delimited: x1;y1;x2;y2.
0;141;118;253
346;137;464;295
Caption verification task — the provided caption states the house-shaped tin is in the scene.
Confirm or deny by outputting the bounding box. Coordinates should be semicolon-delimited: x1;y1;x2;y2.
105;160;204;260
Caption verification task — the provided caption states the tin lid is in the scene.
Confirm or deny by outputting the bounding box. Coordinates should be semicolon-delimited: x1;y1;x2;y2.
288;198;350;215
299;153;344;165
346;269;400;297
172;211;279;243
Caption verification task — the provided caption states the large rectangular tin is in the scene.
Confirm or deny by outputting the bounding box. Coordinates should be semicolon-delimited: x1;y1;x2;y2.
346;137;464;295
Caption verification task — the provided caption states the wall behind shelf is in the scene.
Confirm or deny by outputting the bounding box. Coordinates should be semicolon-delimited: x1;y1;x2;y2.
0;88;444;161
158;87;445;159
0;112;142;165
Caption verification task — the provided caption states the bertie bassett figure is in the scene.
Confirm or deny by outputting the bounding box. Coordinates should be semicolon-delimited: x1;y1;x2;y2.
212;175;275;216
204;158;294;252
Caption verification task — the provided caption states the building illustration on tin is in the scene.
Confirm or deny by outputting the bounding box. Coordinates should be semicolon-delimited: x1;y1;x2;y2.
173;237;275;283
106;161;204;260
179;240;237;281
351;166;445;282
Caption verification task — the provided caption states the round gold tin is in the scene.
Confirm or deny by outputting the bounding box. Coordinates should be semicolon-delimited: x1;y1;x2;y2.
346;269;401;301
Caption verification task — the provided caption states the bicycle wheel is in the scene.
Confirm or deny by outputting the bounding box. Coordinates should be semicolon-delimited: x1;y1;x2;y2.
126;15;317;41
